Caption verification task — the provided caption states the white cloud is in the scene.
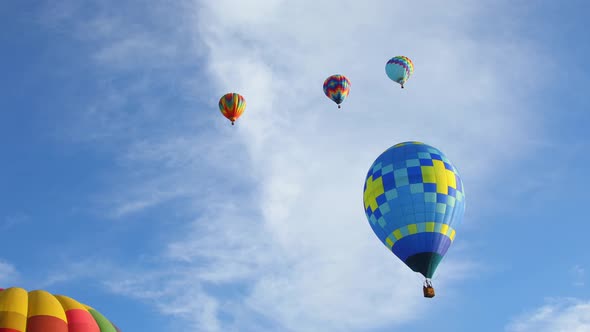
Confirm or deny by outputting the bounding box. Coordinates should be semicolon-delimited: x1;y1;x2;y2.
506;298;590;332
42;0;546;331
0;260;19;285
179;1;543;329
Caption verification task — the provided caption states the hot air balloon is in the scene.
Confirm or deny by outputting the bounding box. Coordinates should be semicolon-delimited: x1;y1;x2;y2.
323;74;351;108
362;141;465;298
0;287;121;332
218;93;246;125
385;56;414;88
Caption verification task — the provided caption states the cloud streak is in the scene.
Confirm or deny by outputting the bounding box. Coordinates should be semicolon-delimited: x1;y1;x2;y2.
572;265;586;287
506;298;590;332
0;260;19;286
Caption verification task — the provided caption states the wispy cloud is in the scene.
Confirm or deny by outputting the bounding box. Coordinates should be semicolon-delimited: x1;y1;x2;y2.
506;298;590;332
39;0;547;331
0;260;19;285
1;214;29;230
572;265;586;287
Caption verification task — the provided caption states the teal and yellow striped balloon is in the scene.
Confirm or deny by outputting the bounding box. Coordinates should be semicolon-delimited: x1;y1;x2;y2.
363;142;466;281
385;56;414;88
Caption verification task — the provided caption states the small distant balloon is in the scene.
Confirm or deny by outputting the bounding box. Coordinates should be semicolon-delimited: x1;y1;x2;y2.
218;93;246;125
385;56;414;88
323;74;351;109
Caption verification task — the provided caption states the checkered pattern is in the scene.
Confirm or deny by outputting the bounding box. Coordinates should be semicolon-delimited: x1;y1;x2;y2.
363;142;465;250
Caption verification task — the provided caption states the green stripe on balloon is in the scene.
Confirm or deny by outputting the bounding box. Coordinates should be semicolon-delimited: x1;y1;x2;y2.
87;309;117;332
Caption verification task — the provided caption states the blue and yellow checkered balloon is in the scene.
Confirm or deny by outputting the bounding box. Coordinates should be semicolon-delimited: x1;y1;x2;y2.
363;141;466;278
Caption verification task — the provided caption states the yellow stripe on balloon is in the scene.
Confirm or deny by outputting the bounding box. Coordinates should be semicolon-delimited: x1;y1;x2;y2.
385;222;457;248
27;290;67;322
55;295;87;311
385;237;394;249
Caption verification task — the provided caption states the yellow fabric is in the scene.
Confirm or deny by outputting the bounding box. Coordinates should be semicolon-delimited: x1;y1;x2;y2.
0;288;28;315
0;288;28;331
55;295;87;311
363;175;384;211
0;311;27;331
386;222;457;248
433;160;448;194
27;290;67;322
446;169;457;189
425;222;436;232
385;237;394;248
420;166;436;183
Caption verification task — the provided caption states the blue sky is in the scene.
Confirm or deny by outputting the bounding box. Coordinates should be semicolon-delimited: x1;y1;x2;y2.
1;0;589;331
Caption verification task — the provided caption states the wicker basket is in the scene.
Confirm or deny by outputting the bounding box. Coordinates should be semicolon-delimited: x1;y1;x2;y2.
423;286;435;298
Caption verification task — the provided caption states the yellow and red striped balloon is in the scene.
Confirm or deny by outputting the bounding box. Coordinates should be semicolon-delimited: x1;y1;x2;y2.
218;93;246;125
0;287;120;332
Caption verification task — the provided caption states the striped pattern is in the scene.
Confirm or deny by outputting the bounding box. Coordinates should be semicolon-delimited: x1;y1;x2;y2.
323;74;351;108
0;288;120;332
362;142;466;278
218;93;246;125
385;56;414;87
384;222;457;249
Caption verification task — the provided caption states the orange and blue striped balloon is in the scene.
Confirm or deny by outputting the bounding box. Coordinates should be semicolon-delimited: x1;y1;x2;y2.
0;287;121;332
323;74;351;109
218;93;246;125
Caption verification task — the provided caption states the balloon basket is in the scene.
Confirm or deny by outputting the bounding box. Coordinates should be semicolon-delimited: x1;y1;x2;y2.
423;286;435;298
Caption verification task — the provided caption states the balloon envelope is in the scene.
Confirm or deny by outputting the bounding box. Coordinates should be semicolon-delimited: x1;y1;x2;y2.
385;56;414;87
218;93;246;125
362;142;465;278
323;74;351;108
0;287;121;332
